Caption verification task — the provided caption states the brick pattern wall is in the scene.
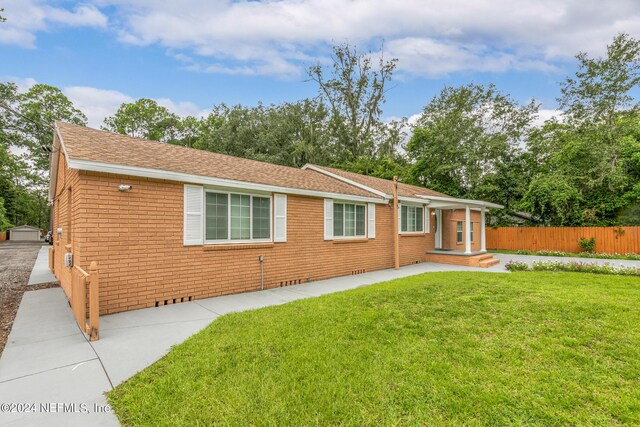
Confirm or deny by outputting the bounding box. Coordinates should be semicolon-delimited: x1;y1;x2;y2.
441;209;481;251
68;171;436;315
51;150;82;299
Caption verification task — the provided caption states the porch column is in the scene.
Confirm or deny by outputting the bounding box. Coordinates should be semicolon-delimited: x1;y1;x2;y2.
464;205;472;254
435;209;442;249
480;206;486;252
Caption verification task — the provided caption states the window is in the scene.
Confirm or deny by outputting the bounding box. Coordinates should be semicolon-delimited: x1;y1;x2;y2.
456;221;463;243
400;205;424;233
470;222;474;242
205;191;271;242
333;202;366;238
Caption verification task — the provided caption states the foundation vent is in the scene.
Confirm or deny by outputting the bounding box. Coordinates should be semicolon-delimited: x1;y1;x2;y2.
155;295;194;307
280;279;303;287
351;269;366;275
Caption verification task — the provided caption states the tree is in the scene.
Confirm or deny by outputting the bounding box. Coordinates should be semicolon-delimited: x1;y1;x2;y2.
0;82;85;229
308;43;397;160
103;99;181;142
526;34;640;225
0;198;11;230
559;33;640;126
0;8;6;23
407;83;538;200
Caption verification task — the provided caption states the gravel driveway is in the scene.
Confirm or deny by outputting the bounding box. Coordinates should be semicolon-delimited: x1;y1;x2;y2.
0;242;57;355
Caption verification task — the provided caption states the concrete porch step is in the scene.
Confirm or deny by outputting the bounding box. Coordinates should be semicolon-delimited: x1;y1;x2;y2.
424;252;500;268
478;258;500;268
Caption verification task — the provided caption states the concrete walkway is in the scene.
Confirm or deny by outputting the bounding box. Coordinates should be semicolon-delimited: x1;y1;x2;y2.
0;261;504;426
27;245;58;286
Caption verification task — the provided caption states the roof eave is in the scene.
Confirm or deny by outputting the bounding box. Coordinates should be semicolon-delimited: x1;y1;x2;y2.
67;158;389;204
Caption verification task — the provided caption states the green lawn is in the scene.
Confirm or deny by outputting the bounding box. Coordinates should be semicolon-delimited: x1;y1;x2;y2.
108;272;640;426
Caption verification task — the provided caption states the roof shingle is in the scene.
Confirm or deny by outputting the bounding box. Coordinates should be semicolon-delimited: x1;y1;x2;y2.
56;122;379;198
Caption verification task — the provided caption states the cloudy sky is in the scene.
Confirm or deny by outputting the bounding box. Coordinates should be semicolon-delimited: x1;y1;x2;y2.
1;0;639;127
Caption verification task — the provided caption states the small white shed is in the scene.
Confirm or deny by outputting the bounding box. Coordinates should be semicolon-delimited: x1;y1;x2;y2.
9;225;42;241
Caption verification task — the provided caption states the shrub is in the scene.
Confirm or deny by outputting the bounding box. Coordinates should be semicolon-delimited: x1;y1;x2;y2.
504;261;530;271
579;237;596;253
505;259;640;276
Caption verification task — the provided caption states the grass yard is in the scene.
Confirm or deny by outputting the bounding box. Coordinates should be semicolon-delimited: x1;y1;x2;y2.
108;272;640;426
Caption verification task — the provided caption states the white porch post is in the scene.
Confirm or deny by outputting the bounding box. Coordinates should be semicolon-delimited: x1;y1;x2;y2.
435;209;442;249
464;205;472;254
480;206;486;252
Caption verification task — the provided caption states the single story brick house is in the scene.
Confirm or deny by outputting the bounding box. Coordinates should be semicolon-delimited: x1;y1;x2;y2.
49;122;501;315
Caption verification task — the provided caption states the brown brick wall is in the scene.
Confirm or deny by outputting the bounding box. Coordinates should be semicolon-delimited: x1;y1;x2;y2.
441;209;481;251
51;170;438;315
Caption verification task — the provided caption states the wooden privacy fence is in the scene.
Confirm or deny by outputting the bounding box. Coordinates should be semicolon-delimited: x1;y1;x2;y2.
486;226;640;254
71;262;100;341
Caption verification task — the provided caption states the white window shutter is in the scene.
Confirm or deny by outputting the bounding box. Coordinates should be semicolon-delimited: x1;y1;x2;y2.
184;184;203;246
274;194;287;242
367;203;376;239
425;207;430;233
324;199;333;240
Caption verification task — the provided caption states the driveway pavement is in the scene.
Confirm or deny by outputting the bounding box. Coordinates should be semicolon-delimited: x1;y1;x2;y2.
0;260;506;426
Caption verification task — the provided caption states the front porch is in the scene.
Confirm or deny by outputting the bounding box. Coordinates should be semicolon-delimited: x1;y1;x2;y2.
422;198;500;268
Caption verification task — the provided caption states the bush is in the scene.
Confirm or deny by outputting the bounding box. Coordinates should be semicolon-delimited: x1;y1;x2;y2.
504;261;530;271
579;237;596;253
505;259;640;276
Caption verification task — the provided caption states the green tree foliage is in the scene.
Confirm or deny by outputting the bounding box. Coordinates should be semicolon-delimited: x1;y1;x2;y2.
523;34;640;225
0;197;11;230
308;43;397;161
406;83;538;203
103;98;181;142
0;82;86;229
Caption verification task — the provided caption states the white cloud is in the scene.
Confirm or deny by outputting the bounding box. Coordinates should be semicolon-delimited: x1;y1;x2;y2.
63;86;133;128
62;85;208;128
0;0;107;48
534;109;564;127
98;0;640;77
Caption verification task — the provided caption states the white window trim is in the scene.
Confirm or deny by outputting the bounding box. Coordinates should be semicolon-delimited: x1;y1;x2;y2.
399;203;427;235
332;200;367;240
204;189;273;245
470;221;475;243
456;221;464;243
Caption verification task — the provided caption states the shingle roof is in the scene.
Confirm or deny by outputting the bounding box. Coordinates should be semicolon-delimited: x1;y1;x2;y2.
55;122;379;198
307;164;451;198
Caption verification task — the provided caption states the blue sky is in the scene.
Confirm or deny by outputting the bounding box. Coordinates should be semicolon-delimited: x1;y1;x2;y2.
2;1;639;127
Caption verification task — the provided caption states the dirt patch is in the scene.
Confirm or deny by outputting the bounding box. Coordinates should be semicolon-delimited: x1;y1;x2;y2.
0;242;59;355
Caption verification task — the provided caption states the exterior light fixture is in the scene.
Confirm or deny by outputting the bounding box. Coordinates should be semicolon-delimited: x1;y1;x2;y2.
118;185;133;192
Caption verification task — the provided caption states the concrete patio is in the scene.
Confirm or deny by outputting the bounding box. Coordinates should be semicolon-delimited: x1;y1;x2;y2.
0;260;505;426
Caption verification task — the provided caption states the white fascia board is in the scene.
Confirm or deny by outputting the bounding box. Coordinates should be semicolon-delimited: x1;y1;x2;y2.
48;124;69;202
415;194;503;209
67;158;389;204
302;164;388;198
398;196;432;205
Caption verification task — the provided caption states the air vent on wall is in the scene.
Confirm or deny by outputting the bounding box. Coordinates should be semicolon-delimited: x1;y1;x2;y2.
280;279;303;287
155;295;194;307
351;269;366;275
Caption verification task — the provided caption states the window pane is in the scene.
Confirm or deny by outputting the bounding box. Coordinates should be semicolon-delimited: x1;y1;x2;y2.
333;203;344;237
407;206;415;232
401;206;408;232
416;207;423;232
205;193;228;240
252;197;271;239
230;194;250;240
344;204;355;237
457;221;463;243
470;222;474;242
356;205;365;236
